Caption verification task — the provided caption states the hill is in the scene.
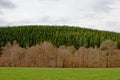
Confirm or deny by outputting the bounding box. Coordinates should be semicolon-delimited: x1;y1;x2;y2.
0;25;120;67
0;25;120;49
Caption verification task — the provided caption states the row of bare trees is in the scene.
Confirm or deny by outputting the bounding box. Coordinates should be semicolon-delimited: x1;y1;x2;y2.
0;40;120;68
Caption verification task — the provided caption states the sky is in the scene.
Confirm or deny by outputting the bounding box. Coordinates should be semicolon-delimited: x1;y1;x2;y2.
0;0;120;32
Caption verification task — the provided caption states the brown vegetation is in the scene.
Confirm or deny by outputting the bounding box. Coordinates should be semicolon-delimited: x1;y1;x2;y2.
0;40;120;68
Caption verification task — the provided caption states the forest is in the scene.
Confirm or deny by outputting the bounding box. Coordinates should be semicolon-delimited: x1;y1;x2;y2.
0;25;120;68
0;25;120;50
0;40;120;68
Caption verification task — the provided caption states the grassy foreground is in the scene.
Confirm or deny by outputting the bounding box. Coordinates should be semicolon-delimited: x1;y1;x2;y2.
0;68;120;80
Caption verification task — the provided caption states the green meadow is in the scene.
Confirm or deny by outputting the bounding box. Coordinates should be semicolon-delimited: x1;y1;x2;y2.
0;68;120;80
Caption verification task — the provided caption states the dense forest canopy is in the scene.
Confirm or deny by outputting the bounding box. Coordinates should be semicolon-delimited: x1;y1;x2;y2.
0;25;120;68
0;25;120;50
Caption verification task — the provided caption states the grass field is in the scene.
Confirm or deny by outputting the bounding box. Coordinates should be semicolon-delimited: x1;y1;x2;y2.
0;68;120;80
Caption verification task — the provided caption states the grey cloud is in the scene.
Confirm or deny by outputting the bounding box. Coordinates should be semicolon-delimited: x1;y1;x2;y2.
37;0;61;1
40;16;51;23
0;19;34;26
80;13;102;20
106;21;120;28
0;19;8;26
40;16;70;24
0;0;16;19
104;21;120;32
93;0;113;13
0;0;16;8
0;11;3;15
55;18;70;23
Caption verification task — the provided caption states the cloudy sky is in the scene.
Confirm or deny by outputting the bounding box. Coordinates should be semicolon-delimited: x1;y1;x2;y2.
0;0;120;32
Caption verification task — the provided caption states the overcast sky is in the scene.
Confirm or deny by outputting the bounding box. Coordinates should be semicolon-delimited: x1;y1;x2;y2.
0;0;120;32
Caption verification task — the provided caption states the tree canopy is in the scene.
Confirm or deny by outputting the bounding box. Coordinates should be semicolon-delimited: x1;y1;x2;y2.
0;25;120;50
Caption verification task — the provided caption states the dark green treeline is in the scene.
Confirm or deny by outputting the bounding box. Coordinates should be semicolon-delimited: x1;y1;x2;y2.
0;25;120;49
